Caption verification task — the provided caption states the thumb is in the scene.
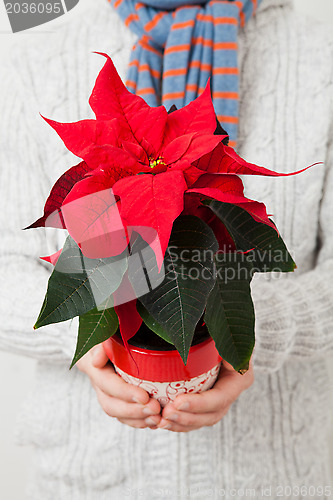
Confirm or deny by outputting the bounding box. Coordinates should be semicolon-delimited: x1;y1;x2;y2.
91;344;109;368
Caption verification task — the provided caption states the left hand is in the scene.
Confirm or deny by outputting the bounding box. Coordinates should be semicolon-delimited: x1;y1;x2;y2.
157;359;254;432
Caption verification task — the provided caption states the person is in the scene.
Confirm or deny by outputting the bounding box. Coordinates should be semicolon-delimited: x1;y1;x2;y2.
1;0;333;498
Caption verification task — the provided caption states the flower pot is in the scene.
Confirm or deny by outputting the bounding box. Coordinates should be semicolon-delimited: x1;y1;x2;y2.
103;323;222;407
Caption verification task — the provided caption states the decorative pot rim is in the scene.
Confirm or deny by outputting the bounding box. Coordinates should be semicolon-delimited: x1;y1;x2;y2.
103;333;222;382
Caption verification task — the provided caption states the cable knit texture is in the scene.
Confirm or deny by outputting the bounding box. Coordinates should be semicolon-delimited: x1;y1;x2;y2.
1;1;333;498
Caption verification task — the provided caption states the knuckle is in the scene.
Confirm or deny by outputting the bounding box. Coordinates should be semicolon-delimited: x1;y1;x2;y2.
181;414;196;427
103;405;116;418
117;418;146;429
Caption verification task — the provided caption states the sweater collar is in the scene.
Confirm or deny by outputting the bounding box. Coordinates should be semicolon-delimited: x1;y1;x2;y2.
258;0;292;11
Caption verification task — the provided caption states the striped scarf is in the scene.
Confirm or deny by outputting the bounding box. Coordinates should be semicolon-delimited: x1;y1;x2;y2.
109;0;262;147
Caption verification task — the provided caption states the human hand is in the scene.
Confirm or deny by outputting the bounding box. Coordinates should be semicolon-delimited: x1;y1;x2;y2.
76;344;162;429
157;359;254;432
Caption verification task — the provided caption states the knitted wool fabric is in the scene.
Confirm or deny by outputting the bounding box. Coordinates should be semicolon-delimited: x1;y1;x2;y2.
110;0;262;146
1;1;333;497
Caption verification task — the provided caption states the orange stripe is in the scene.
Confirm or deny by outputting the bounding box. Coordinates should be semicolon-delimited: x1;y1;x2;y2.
165;44;191;55
172;20;195;30
217;115;239;124
113;0;123;7
145;11;165;32
213;92;239;99
164;68;187;78
135;2;145;10
233;1;243;12
252;0;258;10
192;37;214;48
229;141;237;148
213;67;239;75
126;80;137;90
138;88;156;96
186;84;197;93
138;40;162;57
139;65;160;78
196;14;238;25
163;91;185;101
240;11;245;28
129;60;161;78
189;61;212;72
125;13;138;27
215;42;238;50
128;59;140;68
191;38;237;50
185;84;205;94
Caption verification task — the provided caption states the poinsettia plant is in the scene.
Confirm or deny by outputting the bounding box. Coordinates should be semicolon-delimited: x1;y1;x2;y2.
27;53;305;374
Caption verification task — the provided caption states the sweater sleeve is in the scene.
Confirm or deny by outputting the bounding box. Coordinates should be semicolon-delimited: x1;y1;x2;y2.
251;128;333;372
0;62;77;363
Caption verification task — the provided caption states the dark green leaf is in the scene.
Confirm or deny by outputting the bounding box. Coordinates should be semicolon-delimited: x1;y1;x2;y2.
137;302;173;345
70;297;119;369
204;253;255;373
206;200;296;272
34;236;127;329
129;216;218;364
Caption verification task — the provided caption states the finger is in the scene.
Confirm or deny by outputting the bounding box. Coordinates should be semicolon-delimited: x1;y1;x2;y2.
91;364;152;405
91;344;110;368
117;415;162;429
161;404;230;429
95;389;161;420
171;363;254;415
157;409;226;432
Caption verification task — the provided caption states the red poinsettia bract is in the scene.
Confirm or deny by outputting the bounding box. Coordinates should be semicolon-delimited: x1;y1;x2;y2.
28;53;311;342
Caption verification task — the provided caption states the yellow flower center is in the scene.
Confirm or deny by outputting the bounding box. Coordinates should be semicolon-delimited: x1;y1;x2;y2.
149;156;166;169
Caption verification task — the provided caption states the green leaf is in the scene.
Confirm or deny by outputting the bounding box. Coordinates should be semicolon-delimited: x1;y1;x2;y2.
129;216;218;364
137;302;173;345
204;253;255;373
34;236;127;329
70;298;119;369
206;200;296;272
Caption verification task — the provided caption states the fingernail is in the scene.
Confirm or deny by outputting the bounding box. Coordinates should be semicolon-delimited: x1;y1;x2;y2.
160;423;171;430
175;402;189;411
166;413;178;422
142;407;156;416
145;417;157;426
132;396;145;404
158;419;171;430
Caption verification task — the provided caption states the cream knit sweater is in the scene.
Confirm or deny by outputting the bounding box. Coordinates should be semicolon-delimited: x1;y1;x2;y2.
1;1;333;498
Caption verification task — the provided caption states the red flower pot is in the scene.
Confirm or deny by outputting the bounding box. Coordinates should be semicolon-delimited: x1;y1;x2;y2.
103;326;222;407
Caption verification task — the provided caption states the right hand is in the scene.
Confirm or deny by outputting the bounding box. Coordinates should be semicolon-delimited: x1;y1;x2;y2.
76;344;162;429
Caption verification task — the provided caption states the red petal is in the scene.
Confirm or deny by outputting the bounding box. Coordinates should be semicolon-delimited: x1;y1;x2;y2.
162;134;194;165
25;161;92;229
182;166;206;187
41;117;126;159
89;53;168;153
165;134;222;169
222;146;317;176
163;80;217;144
188;182;275;229
40;249;62;266
190;173;245;196
122;140;149;165
83;144;146;174
194;142;315;177
113;171;187;269
113;272;143;363
114;299;142;341
61;172;131;258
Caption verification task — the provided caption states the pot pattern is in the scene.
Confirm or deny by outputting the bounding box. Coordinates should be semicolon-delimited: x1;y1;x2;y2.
114;362;222;407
